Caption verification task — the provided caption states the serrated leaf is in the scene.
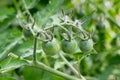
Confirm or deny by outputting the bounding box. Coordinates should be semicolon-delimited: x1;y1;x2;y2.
11;40;33;57
0;28;22;51
0;37;22;61
34;0;64;26
25;0;39;9
0;28;23;61
0;16;15;33
0;57;28;73
0;7;15;22
81;11;95;28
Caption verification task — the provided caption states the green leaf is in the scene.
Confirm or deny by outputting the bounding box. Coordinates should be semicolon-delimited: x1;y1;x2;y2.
11;39;33;57
22;66;65;80
0;77;15;80
41;71;54;80
109;55;120;65
84;48;98;56
0;16;15;33
0;57;28;73
54;60;65;70
0;7;15;22
0;28;22;51
0;28;22;61
25;0;39;9
34;0;64;26
0;37;22;61
0;73;16;80
53;75;65;80
97;66;114;80
90;48;98;54
81;11;95;28
22;66;43;80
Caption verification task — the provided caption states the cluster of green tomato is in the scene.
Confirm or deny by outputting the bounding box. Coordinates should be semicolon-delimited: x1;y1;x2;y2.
38;14;95;55
23;13;95;56
41;30;94;55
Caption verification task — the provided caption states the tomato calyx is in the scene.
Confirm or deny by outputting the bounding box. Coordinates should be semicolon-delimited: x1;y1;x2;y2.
37;30;54;42
61;30;78;54
77;31;94;52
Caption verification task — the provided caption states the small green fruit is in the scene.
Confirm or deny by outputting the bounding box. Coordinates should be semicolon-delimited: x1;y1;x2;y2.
61;39;78;53
42;38;60;55
79;39;94;52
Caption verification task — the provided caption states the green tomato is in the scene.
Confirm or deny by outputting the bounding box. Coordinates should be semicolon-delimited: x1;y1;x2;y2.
79;39;94;52
92;34;99;43
61;39;78;53
96;23;105;32
23;29;33;39
42;38;60;55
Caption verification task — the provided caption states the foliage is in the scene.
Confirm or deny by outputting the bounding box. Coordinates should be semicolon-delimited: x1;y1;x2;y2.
0;0;120;80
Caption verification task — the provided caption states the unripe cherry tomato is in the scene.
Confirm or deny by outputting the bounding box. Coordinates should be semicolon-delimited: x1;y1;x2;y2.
96;23;105;33
23;29;33;38
92;34;99;43
42;38;60;55
79;39;94;52
61;39;78;53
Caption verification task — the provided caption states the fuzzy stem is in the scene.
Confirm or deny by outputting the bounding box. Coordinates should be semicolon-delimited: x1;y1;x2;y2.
59;53;80;77
33;32;40;62
21;0;35;36
33;36;37;62
59;53;86;80
30;61;82;80
21;0;34;23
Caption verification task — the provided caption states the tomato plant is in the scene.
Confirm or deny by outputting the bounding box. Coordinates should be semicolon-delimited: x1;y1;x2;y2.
0;0;120;80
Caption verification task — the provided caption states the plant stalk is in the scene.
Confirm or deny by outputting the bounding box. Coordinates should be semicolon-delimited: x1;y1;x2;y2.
59;53;80;77
30;61;82;80
33;32;40;62
59;53;86;80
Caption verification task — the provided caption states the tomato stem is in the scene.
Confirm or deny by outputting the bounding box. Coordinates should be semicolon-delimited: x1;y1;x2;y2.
33;36;37;62
21;0;34;23
30;61;82;80
78;53;92;80
59;52;86;80
33;32;40;63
